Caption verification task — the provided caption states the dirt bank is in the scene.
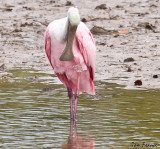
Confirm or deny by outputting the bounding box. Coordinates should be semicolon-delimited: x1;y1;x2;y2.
0;0;160;89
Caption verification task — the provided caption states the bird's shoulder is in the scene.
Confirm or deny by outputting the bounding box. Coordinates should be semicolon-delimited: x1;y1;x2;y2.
48;17;67;31
77;22;90;33
47;17;68;42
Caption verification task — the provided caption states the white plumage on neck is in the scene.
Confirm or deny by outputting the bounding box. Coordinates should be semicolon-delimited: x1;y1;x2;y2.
48;7;80;43
48;17;68;43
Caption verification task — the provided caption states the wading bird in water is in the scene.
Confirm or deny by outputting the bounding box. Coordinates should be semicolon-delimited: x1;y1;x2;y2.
45;7;96;121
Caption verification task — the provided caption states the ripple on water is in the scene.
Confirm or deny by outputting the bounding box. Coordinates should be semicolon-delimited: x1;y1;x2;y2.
0;69;160;148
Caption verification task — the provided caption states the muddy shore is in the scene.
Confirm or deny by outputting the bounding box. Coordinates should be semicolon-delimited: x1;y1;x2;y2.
0;0;160;89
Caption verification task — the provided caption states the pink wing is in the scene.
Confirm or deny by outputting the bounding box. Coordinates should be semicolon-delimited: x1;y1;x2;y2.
76;25;96;81
44;27;53;68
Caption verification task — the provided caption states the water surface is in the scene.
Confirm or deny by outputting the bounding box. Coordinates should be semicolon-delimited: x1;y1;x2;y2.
0;69;160;148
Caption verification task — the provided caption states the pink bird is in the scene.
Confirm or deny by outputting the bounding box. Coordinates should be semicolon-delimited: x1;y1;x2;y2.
45;7;96;121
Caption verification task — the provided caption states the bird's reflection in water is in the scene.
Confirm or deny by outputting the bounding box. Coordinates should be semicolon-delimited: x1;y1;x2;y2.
62;121;95;149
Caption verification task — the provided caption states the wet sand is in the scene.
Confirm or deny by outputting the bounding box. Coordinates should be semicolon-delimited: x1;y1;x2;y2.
0;0;160;89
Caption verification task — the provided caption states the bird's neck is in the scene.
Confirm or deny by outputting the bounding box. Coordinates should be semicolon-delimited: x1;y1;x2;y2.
54;17;69;43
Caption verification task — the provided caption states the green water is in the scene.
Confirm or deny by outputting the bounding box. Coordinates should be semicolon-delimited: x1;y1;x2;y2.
0;69;160;149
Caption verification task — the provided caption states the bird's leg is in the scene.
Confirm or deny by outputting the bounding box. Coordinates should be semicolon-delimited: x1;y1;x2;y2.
74;91;79;121
70;119;76;137
74;72;81;120
67;87;74;121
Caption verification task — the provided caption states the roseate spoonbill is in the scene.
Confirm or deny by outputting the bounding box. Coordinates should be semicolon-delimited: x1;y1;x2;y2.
45;7;96;121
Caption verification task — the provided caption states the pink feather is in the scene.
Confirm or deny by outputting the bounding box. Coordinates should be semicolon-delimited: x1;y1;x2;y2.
45;22;96;95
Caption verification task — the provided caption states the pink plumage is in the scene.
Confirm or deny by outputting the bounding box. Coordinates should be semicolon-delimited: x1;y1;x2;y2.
45;7;96;120
45;21;96;94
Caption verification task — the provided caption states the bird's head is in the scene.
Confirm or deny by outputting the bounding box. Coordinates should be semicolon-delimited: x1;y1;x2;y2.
68;7;80;27
59;7;80;61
